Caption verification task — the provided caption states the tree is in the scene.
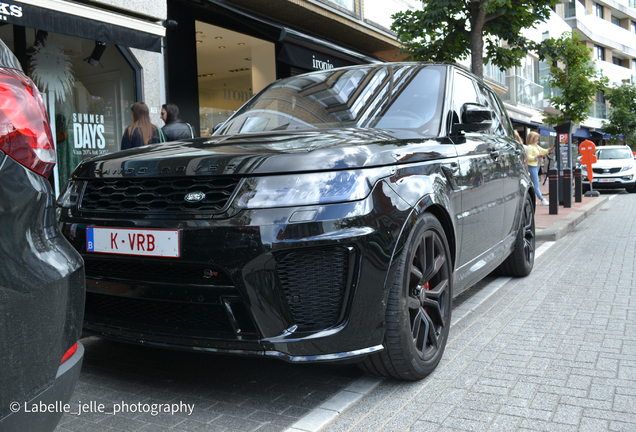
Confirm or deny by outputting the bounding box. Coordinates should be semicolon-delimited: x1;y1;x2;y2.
390;0;558;78
536;32;608;126
600;82;636;149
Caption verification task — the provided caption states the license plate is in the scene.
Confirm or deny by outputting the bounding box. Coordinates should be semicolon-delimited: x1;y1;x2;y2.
86;227;180;258
598;178;614;183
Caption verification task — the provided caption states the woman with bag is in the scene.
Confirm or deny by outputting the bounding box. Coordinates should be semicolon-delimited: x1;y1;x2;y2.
526;131;555;206
161;103;195;141
121;102;163;150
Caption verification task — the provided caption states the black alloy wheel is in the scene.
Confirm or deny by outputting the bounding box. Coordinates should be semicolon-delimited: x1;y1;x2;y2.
359;213;452;380
498;195;535;277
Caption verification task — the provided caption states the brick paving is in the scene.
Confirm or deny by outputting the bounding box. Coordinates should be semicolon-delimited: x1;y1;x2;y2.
320;192;636;431
55;339;364;431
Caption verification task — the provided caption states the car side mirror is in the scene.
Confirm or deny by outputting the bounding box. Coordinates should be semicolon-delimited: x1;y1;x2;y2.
452;103;493;134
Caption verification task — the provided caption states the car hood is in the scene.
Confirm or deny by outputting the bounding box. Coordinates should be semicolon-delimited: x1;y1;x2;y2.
592;158;635;169
72;129;454;179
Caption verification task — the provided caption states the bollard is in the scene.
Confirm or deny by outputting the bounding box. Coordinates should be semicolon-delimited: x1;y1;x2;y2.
574;168;582;202
563;168;572;208
548;168;558;215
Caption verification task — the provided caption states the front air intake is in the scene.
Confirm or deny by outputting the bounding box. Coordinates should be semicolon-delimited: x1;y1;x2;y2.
276;247;355;332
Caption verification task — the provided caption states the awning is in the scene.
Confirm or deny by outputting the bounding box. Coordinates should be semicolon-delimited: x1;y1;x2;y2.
590;131;617;140
203;0;379;70
511;118;556;137
6;0;165;52
278;28;380;70
573;128;590;138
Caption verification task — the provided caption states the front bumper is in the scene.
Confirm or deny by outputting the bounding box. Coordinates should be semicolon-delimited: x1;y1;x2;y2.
0;343;84;432
582;173;635;190
59;183;412;361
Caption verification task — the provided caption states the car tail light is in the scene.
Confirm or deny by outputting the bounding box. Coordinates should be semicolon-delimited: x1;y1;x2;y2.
60;342;78;364
0;67;56;178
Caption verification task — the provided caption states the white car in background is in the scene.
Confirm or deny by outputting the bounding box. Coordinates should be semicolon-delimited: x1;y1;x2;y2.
582;145;636;193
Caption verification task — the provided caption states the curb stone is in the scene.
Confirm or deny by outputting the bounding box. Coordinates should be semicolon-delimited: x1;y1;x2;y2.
535;196;609;242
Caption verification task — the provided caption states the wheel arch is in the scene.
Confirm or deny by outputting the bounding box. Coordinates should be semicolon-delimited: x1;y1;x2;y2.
385;197;457;295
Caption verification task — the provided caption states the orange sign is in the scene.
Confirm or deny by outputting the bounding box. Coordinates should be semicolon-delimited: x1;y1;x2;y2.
578;139;597;181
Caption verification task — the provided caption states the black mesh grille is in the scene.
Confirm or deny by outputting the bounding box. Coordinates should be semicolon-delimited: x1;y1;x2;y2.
593;167;621;174
84;257;234;286
85;292;234;332
79;177;240;213
276;248;351;332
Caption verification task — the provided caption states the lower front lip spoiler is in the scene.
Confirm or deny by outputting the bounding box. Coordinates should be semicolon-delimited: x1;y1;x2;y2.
264;345;385;362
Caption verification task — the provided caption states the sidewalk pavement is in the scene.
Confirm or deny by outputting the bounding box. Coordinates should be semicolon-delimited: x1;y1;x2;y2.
534;178;608;242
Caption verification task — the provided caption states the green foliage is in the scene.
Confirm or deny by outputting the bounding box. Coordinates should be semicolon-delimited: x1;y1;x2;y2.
601;82;636;149
391;0;558;77
536;32;609;126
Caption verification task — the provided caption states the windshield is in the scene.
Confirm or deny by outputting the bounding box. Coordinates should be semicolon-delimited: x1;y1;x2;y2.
216;64;446;137
597;148;633;160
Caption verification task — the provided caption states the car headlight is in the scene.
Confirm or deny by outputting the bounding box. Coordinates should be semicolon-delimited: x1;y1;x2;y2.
235;168;390;209
56;180;84;208
621;163;634;172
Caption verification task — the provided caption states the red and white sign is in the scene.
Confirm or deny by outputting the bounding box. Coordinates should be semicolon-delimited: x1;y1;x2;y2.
86;227;180;258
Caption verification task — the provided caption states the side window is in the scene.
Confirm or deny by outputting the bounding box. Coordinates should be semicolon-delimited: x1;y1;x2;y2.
478;84;504;136
452;72;480;119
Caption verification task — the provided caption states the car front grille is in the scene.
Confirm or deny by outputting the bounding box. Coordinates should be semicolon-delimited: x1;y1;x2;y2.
276;247;353;332
85;292;235;333
79;177;241;213
593;167;621;174
84;256;234;286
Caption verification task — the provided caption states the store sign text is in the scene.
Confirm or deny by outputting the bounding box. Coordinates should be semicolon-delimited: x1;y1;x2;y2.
0;4;22;20
73;113;106;154
223;88;251;103
312;56;334;71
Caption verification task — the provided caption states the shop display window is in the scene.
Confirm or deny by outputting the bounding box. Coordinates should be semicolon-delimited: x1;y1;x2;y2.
0;27;137;194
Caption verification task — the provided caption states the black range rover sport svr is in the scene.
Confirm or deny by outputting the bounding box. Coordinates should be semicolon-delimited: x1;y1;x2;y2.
57;63;536;380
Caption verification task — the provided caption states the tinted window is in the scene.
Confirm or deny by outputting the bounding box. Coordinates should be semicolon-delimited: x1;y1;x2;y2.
452;72;479;115
217;64;447;138
478;83;511;137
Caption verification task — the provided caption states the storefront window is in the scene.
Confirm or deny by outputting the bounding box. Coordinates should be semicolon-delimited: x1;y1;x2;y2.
0;27;137;194
195;23;275;135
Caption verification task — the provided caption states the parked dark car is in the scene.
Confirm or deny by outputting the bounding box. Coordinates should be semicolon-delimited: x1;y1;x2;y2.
57;62;535;380
0;38;85;430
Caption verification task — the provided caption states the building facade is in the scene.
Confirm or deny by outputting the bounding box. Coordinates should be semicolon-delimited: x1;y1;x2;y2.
5;0;636;196
1;0;166;195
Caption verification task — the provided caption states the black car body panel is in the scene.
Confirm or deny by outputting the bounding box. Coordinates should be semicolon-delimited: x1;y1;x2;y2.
0;35;85;430
0;154;85;430
57;63;533;368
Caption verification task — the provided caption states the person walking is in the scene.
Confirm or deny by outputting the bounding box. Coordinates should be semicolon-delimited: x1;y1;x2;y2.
121;102;162;150
526;131;555;206
161;103;195;141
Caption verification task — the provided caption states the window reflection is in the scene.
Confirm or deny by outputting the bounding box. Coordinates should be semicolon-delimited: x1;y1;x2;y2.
217;64;446;138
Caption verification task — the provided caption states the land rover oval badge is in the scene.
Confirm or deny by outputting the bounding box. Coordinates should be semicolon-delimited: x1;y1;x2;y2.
185;191;205;202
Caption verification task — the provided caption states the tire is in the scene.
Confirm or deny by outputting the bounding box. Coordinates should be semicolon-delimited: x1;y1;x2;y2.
628;185;636;194
358;213;452;380
497;195;535;277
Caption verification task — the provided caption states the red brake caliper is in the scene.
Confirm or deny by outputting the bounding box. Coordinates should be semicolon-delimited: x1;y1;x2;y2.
424;281;430;313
